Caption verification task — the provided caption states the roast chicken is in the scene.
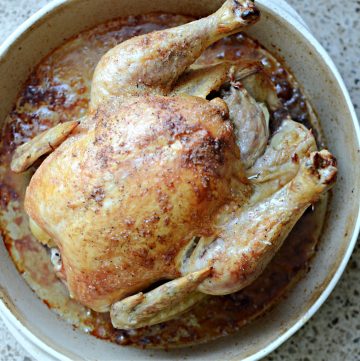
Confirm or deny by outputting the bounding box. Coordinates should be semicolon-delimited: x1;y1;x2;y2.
11;0;337;329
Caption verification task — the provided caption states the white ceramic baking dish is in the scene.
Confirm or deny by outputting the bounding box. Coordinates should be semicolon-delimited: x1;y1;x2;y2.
0;0;359;360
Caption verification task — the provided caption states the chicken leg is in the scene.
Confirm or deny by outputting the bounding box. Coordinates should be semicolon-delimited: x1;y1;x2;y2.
183;150;337;294
90;0;260;107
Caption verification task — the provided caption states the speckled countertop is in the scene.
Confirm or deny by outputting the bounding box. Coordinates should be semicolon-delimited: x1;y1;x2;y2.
0;0;359;360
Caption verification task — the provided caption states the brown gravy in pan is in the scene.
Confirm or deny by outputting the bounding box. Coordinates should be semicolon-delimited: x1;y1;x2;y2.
0;13;327;348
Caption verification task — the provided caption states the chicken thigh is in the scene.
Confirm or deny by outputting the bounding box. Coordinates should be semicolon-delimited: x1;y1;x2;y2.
11;0;337;329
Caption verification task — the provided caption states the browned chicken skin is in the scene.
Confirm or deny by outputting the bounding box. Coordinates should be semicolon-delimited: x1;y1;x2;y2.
25;94;248;312
11;0;337;329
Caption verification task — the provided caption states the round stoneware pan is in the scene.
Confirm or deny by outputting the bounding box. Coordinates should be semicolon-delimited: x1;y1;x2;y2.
0;0;359;360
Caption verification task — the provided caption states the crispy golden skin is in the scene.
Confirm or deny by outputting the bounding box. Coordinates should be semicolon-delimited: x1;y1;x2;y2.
25;95;250;311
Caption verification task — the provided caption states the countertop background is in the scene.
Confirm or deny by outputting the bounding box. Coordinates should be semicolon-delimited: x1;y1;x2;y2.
0;0;359;360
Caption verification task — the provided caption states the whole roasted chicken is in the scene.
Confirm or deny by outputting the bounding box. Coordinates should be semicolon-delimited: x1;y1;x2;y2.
11;0;337;329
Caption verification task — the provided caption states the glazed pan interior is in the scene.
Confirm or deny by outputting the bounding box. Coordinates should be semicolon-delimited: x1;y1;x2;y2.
0;0;359;360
